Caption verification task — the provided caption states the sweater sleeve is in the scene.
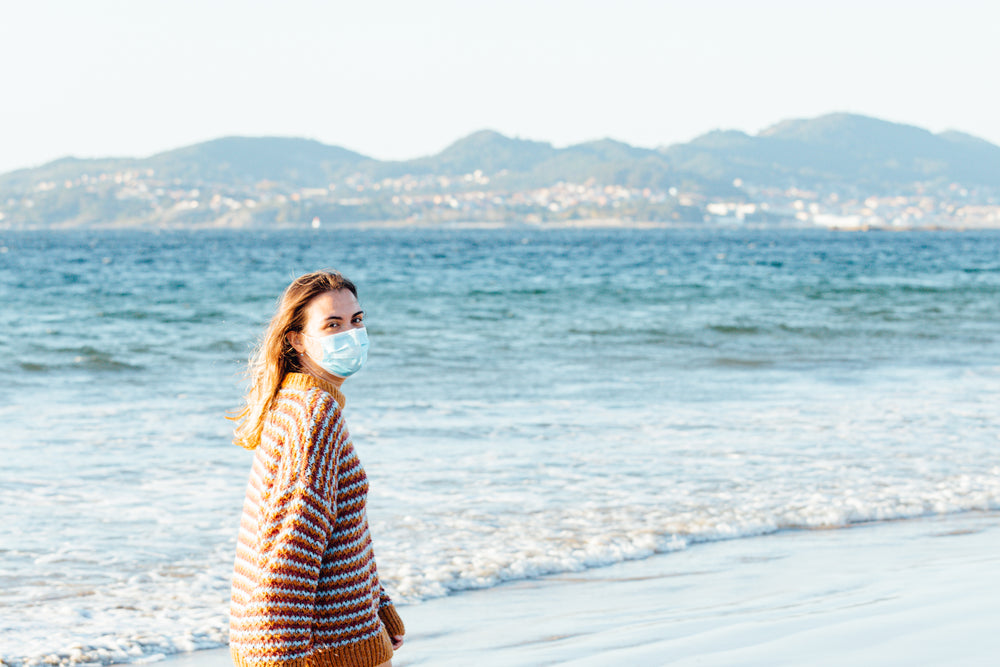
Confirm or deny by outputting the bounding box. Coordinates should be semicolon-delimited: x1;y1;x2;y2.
377;582;405;637
250;392;344;662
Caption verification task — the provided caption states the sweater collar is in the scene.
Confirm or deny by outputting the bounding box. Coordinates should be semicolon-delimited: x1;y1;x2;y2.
281;372;347;407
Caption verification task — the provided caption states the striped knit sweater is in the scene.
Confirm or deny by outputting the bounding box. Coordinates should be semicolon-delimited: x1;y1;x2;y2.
231;372;404;667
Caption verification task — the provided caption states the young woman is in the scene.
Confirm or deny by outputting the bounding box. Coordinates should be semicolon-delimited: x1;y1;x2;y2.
229;270;404;667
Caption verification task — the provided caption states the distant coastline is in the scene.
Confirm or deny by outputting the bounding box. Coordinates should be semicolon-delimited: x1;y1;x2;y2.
2;112;999;231
4;218;997;233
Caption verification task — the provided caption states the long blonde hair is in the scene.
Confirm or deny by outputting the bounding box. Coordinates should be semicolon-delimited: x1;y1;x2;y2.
231;270;358;450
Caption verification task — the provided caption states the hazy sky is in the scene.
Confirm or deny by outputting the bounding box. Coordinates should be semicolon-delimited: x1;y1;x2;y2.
1;0;997;174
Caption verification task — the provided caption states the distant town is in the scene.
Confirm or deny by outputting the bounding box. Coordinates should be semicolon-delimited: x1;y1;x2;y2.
3;166;998;231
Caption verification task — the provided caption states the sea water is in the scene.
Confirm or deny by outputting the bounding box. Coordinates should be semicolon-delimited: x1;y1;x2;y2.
1;228;998;665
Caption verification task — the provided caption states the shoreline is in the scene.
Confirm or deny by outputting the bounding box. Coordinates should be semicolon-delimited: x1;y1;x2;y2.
5;219;767;232
159;511;1000;666
5;220;1000;232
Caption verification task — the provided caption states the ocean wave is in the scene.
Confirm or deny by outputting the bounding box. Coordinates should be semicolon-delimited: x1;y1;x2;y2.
17;361;51;373
62;347;144;372
14;351;142;373
376;493;1000;605
709;357;774;368
707;324;763;335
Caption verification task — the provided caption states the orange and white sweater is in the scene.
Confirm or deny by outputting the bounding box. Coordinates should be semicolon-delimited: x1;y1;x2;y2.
230;373;404;667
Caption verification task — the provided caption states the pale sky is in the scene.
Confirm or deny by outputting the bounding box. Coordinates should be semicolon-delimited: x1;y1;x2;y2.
1;0;997;175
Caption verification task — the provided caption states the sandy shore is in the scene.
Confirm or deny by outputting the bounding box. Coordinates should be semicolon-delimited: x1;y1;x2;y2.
162;511;1000;666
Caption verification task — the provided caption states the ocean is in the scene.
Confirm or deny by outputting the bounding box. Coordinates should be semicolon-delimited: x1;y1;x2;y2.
1;227;998;665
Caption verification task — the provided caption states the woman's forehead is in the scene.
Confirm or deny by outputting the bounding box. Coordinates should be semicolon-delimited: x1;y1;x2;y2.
306;289;360;316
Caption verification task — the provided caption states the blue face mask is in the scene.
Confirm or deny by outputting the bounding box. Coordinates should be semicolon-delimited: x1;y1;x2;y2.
306;327;369;378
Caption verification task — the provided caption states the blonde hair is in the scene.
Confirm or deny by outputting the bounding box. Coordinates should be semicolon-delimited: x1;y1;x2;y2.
231;270;359;450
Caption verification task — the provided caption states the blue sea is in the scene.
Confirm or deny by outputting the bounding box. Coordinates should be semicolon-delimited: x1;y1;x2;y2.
1;227;999;665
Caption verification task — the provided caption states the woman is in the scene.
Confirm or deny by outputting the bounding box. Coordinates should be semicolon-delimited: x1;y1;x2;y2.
229;270;405;667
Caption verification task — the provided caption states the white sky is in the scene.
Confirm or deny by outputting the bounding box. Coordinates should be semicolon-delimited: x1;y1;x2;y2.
1;0;997;174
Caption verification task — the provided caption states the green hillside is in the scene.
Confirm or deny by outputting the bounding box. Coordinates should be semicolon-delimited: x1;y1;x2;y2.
1;113;997;228
662;113;1000;188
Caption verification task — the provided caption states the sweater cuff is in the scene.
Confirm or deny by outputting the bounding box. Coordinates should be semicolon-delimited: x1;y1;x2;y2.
378;604;405;637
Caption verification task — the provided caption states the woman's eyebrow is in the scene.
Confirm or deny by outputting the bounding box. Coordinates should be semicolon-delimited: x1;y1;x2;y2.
324;310;365;322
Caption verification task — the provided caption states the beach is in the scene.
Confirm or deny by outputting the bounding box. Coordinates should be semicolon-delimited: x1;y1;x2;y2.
163;511;1000;666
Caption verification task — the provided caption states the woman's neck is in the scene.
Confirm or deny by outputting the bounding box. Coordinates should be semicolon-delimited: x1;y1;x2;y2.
296;356;346;390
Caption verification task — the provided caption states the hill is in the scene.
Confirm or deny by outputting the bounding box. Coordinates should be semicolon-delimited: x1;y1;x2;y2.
390;130;558;176
661;113;1000;189
145;136;371;186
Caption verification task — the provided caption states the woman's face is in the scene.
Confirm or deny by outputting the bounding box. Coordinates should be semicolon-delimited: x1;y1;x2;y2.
289;289;365;376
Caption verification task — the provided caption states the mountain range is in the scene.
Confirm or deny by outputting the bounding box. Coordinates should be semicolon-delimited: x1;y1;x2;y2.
2;113;998;228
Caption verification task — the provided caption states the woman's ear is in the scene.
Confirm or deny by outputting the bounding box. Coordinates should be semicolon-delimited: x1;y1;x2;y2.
287;331;305;354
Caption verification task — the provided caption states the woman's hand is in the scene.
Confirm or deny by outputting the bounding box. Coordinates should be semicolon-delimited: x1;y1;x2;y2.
391;635;404;650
